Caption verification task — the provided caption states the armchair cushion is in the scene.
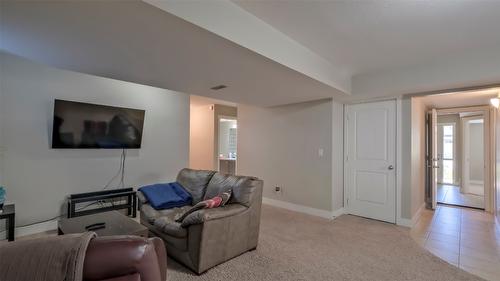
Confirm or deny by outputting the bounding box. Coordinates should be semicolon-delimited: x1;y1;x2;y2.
176;168;216;204
154;215;187;238
141;204;191;224
205;174;259;207
180;203;247;228
175;191;232;223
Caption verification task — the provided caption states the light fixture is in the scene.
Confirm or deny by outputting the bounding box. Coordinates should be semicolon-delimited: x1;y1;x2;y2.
491;95;500;108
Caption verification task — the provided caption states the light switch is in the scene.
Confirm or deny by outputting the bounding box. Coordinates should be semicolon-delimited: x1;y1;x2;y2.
318;148;324;157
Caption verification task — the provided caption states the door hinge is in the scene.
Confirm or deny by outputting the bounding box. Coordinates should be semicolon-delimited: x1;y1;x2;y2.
346;198;349;206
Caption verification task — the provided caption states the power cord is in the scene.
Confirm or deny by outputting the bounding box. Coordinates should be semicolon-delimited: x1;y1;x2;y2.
103;148;127;190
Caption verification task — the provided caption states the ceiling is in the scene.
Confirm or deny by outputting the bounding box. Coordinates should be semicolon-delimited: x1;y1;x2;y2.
420;88;500;109
0;0;347;107
233;0;500;76
3;0;500;106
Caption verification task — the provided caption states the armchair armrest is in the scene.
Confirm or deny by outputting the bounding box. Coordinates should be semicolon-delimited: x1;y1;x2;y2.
137;191;148;204
181;204;247;227
83;236;166;281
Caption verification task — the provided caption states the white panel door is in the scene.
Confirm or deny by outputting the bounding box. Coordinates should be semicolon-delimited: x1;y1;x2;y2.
345;100;396;223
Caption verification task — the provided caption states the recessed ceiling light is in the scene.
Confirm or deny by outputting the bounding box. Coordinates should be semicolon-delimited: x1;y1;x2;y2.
210;85;227;91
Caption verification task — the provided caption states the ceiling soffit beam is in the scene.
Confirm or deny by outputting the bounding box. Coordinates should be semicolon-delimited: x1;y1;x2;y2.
144;0;351;95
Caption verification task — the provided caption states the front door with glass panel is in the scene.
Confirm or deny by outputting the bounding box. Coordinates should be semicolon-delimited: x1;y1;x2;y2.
438;123;455;185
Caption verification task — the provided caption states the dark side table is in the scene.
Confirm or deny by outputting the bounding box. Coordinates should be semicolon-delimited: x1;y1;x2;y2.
0;204;15;241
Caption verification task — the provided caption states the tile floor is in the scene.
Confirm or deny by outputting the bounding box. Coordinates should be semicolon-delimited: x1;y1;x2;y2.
411;205;500;281
437;184;484;209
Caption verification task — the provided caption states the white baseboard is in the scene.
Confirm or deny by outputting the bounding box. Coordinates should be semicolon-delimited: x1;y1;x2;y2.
411;203;426;226
0;219;58;240
469;180;484;185
397;217;413;227
397;203;426;228
262;197;344;219
331;207;345;218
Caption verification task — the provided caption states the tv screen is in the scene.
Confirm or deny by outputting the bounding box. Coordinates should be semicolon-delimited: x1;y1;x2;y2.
52;100;145;149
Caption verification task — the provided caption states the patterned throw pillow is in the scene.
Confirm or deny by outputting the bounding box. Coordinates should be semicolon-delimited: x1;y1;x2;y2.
175;191;232;223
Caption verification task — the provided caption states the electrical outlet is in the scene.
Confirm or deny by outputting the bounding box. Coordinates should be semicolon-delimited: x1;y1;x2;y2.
275;186;282;195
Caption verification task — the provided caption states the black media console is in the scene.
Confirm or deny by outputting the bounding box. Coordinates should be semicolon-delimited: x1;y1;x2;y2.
67;188;137;218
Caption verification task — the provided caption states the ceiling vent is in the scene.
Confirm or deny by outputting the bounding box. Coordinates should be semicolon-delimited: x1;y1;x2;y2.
210;85;227;91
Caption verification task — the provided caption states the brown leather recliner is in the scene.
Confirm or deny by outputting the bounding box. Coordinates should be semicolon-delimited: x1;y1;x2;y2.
83;236;167;281
0;235;166;281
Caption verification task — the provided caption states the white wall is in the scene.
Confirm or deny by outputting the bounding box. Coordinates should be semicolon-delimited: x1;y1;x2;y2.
469;122;484;182
0;52;190;226
189;100;215;170
238;99;337;212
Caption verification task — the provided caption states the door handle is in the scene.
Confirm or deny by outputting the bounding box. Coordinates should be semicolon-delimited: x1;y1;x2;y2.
388;165;394;170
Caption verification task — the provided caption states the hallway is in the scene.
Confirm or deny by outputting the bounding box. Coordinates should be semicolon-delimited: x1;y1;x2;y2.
437;184;484;209
411;205;500;281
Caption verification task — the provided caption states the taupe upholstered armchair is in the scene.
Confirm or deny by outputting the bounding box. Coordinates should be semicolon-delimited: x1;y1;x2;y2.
138;168;263;274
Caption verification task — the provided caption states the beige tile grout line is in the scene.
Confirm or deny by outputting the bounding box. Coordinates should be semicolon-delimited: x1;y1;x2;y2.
424;206;441;246
458;208;462;268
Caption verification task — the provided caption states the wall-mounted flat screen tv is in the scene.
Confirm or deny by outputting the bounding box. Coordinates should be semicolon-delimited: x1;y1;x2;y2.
52;100;145;149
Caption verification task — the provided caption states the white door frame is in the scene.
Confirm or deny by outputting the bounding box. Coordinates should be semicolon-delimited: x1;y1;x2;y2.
343;98;399;224
432;106;494;212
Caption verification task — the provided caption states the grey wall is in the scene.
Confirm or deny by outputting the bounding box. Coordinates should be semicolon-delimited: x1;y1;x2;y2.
401;97;427;220
238;99;335;211
0;52;190;226
411;97;427;217
401;98;412;219
469;122;484;181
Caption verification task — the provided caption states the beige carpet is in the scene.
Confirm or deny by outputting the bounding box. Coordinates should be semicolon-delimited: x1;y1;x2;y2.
167;205;485;281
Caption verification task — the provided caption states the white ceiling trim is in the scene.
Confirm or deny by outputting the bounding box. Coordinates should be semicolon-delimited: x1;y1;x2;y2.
144;0;351;95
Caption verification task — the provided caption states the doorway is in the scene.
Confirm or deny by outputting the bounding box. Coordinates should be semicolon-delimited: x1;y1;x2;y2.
428;107;491;211
217;117;237;175
189;95;238;173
